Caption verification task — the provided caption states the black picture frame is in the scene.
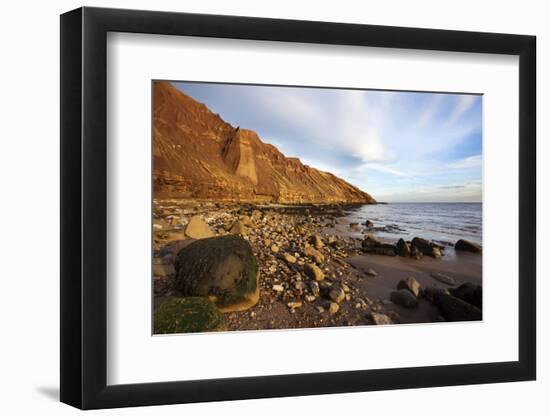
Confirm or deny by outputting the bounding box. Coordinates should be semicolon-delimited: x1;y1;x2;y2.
60;6;536;410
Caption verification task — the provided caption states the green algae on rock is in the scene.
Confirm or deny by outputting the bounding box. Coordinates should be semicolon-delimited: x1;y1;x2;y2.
154;297;226;334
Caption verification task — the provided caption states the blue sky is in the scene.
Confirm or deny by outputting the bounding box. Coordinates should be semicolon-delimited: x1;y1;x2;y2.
174;82;482;202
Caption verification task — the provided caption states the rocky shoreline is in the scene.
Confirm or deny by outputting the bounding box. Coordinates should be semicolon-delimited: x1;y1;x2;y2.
153;199;482;334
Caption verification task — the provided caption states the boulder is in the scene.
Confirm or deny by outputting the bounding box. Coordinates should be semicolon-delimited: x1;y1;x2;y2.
184;216;214;239
455;239;482;254
174;235;259;312
154;297;226;334
390;289;419;308
397;276;421;297
434;293;482;322
304;246;325;264
396;238;411;257
409;244;423;260
422;286;450;302
411;237;442;258
451;282;482;309
430;272;456;285
304;263;325;281
361;235;380;249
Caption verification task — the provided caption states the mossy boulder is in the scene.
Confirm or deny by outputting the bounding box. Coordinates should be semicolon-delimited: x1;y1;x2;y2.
174;235;259;312
154;297;226;334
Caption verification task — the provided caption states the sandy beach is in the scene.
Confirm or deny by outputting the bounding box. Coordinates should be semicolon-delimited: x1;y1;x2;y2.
153;200;482;333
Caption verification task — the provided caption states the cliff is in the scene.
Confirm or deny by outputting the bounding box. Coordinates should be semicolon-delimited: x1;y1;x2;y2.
153;82;376;204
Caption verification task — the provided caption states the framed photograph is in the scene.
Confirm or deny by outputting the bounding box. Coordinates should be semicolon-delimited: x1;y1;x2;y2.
60;6;536;409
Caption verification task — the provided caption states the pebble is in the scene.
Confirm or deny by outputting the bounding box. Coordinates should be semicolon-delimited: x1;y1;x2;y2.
287;301;303;309
329;287;346;303
272;284;284;292
328;302;340;314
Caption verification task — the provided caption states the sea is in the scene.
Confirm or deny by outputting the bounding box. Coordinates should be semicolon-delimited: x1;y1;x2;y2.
343;202;482;247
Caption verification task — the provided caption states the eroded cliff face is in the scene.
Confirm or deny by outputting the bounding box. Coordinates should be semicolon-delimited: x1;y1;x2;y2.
153;82;376;204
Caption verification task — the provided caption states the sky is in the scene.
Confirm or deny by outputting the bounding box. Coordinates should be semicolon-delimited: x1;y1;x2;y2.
174;82;482;203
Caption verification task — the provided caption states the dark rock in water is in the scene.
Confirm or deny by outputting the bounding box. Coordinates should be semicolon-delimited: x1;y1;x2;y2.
434;293;482;322
451;282;482;309
154;297;226;334
390;289;419;308
362;234;380;249
361;236;396;256
397;276;421;297
411;237;442;258
365;220;374;227
422;286;450;302
396;238;411;257
174;235;259;312
455;239;482;254
430;272;456;285
409;243;423;260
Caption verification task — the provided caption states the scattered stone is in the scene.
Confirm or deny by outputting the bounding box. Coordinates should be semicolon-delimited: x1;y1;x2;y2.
271;244;279;253
328;302;340;314
184;216;215;239
397;276;421;297
430;272;456;285
304;246;325;264
396;238;411;257
174;235;259;312
294;281;307;291
455;239;482;254
451;282;482;309
310;281;321;296
305;295;316;302
422;286;451;302
272;284;284;292
229;220;248;235
239;215;252;226
316;306;325;313
304;263;325;281
434;293;482;321
387;310;401;323
365;220;374;227
282;253;297;263
329;287;346;303
287;301;303;309
154;297;226;334
310;234;325;249
349;222;360;230
411;237;442;258
370;312;393;325
390;289;419;308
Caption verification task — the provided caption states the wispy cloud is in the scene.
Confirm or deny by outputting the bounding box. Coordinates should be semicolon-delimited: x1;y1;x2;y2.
445;95;478;127
448;154;482;169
